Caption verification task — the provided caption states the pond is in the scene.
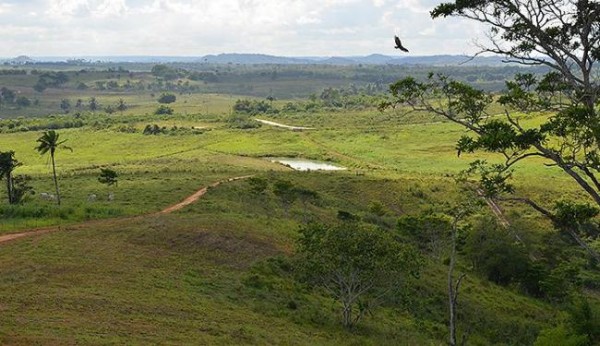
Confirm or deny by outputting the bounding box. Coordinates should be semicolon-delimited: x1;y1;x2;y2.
267;157;347;171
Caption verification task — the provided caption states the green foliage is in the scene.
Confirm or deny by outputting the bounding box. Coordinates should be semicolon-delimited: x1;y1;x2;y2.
296;222;421;328
397;213;451;258
88;97;99;111
0;150;22;204
15;96;31;108
464;218;530;286
568;298;600;345
226;113;261;129
368;200;387;216
98;168;118;187
539;261;582;302
0;87;16;104
143;124;165;135
151;64;180;80
247;177;268;195
116;98;127;113
60;99;71;113
9;175;34;204
233;99;277;115
388;0;600;262
35;130;71;206
533;325;588;346
33;71;69;93
554;201;599;230
104;105;116;115
157;93;177;104
154;105;174;115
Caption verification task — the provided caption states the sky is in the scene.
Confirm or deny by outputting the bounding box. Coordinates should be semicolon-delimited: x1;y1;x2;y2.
0;0;488;57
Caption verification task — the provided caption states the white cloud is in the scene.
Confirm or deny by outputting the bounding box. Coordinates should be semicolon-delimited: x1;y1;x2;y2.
94;0;128;17
0;3;14;14
372;0;387;8
0;0;489;57
47;0;89;17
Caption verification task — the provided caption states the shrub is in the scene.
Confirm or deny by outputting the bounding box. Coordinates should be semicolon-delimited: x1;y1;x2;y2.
155;105;174;115
157;93;176;104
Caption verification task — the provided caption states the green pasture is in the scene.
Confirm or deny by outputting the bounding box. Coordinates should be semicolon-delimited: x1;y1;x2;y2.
0;93;596;344
0;172;563;344
0;105;586;233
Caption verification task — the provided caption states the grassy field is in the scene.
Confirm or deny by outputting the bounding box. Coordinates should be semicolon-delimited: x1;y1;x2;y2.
0;173;564;344
0;66;597;344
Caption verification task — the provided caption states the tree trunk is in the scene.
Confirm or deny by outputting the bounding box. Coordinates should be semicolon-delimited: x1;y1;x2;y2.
448;220;458;346
448;219;466;346
6;173;13;204
342;301;353;329
51;153;61;206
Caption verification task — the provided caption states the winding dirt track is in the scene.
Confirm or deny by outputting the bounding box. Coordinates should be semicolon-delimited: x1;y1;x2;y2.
0;175;252;245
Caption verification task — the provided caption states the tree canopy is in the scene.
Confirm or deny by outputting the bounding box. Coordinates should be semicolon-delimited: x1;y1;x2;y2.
296;222;420;328
385;0;600;260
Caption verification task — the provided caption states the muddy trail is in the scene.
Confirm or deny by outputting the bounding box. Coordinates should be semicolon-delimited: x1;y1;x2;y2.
0;175;252;245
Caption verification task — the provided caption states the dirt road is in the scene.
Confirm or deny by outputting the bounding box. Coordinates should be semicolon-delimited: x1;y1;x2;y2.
0;175;252;245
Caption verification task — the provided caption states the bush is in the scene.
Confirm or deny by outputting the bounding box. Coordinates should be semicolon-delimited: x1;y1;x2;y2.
157;93;176;104
233;99;278;115
15;96;31;107
227;113;261;129
143;124;165;135
465;219;530;286
155;105;174;115
534;325;588;346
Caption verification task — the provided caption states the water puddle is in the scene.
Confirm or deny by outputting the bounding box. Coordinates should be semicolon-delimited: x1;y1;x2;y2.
267;157;346;171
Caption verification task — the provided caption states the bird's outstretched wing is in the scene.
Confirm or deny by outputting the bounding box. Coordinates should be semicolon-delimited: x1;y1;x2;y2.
394;35;409;52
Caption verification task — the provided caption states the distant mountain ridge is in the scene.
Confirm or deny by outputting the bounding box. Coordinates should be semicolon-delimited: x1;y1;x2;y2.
1;53;513;66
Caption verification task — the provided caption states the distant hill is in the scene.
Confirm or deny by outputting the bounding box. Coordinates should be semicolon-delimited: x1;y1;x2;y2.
386;55;508;66
196;53;511;66
6;53;517;66
200;53;314;64
1;55;35;65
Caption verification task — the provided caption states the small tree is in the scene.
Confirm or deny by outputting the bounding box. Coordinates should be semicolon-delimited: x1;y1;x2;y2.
88;97;99;112
294;187;319;224
104;105;116;115
15;96;31;108
116;98;127;115
157;93;176;104
297;222;420;329
0;151;21;204
98;168;118;200
98;168;118;187
247;177;268;195
273;179;297;216
11;175;33;204
155;105;174;115
60;98;71;113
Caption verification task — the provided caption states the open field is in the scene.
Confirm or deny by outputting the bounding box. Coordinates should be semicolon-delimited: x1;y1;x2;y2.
0;63;597;345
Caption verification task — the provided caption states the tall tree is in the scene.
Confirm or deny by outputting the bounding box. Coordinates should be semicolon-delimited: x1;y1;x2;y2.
385;0;600;260
35;131;71;206
0;151;21;204
442;189;482;346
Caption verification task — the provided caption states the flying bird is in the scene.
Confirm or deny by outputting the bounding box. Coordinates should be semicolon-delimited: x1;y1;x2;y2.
394;35;409;52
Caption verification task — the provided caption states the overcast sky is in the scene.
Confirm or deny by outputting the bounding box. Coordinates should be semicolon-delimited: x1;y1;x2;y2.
0;0;488;57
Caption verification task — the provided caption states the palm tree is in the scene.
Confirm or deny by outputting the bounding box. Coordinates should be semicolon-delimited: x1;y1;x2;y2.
35;131;71;205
